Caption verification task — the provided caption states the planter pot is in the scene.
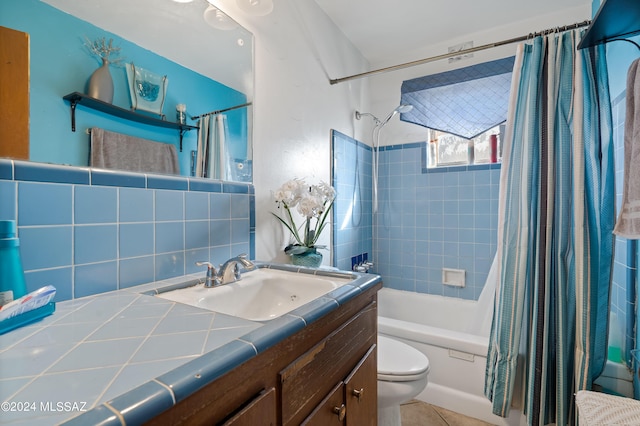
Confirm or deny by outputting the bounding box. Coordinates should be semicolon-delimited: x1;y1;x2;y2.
290;248;323;268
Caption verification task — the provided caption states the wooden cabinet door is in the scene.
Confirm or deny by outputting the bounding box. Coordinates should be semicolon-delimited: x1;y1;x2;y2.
301;381;345;426
222;387;276;426
344;345;377;425
280;302;377;425
0;26;29;160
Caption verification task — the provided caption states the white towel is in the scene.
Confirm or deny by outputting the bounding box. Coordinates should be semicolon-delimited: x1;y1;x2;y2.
614;58;640;238
90;128;180;175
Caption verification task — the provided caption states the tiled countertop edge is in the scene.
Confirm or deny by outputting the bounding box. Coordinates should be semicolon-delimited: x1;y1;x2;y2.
62;264;380;425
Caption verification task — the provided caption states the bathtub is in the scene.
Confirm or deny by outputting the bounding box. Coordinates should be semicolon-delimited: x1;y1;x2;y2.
377;259;632;425
377;257;526;425
377;289;525;425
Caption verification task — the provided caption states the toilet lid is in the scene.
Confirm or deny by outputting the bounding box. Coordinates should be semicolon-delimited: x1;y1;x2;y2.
378;335;430;381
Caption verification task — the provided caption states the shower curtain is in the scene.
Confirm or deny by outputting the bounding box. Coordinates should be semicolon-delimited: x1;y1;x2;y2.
484;29;614;425
196;114;230;179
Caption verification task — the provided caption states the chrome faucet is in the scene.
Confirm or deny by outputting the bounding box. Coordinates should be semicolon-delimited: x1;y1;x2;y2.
218;254;256;285
195;254;256;287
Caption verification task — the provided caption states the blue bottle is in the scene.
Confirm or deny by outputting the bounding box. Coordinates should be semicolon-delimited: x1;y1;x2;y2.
0;220;27;307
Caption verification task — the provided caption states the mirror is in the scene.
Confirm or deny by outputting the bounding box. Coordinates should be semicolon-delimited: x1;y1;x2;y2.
0;0;253;182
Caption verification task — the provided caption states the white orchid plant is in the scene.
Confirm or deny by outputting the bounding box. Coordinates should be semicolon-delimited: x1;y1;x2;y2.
272;179;336;255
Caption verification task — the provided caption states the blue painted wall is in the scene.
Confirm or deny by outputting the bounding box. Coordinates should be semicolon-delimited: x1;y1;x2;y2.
0;0;247;176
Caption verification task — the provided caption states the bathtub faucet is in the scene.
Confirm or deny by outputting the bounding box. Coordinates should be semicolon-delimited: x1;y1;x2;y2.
353;260;374;273
195;254;256;287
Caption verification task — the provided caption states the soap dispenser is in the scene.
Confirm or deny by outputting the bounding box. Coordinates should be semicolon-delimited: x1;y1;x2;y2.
0;220;27;307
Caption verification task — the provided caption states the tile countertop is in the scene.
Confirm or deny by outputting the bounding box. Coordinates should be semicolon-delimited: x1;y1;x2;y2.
0;263;381;425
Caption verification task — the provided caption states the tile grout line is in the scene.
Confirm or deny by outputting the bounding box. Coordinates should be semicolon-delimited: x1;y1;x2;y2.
4;294;144;404
153;379;176;405
91;300;180;406
198;312;218;354
102;402;126;425
0;300;87;354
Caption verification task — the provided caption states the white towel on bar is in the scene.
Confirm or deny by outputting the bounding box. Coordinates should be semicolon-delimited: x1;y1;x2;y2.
90;127;180;175
614;58;640;239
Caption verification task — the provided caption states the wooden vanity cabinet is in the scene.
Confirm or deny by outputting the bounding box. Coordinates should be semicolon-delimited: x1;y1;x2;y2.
344;345;377;424
301;381;345;425
146;282;381;426
300;345;377;425
222;387;277;426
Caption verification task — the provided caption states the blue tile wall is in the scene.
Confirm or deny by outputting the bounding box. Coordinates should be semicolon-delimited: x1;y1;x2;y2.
331;132;499;301
0;159;255;303
374;143;500;300
331;130;373;271
610;89;635;365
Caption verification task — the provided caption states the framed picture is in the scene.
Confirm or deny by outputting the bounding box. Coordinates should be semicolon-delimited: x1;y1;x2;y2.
126;63;168;118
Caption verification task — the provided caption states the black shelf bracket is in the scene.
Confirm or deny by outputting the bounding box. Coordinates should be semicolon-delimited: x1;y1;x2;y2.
68;97;78;132
179;128;189;152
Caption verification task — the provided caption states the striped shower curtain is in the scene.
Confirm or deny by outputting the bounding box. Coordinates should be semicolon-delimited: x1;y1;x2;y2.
484;29;614;425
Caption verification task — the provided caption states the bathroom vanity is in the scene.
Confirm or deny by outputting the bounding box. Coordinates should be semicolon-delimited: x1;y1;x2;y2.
149;275;379;425
0;264;381;425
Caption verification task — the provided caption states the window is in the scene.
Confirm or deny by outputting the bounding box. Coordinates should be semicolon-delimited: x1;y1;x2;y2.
427;125;502;168
400;56;513;169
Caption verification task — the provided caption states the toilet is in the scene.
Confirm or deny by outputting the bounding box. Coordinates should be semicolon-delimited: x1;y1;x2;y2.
377;334;430;426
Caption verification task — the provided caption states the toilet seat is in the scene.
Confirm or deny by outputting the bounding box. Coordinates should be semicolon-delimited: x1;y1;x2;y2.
377;335;430;382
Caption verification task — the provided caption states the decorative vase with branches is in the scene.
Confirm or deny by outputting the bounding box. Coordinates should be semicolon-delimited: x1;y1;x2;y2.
84;36;123;103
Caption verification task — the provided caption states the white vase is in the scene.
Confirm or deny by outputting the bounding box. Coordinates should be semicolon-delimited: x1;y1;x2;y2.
87;58;114;103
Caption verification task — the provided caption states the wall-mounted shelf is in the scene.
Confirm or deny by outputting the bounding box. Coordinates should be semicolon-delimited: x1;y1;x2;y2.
62;92;198;151
578;0;640;50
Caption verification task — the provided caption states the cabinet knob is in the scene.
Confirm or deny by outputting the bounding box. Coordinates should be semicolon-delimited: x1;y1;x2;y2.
352;388;364;401
333;404;346;421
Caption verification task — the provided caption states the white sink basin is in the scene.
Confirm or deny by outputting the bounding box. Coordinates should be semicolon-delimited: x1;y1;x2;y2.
156;268;353;321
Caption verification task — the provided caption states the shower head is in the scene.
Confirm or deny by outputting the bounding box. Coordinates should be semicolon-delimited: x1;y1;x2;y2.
379;104;413;126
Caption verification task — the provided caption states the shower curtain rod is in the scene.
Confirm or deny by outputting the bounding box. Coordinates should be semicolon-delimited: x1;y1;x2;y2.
329;20;592;85
190;102;252;120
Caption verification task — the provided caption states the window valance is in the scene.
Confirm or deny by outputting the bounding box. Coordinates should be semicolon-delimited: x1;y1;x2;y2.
400;56;515;139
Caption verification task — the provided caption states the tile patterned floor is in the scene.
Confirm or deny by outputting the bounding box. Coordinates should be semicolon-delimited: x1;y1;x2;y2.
400;400;495;426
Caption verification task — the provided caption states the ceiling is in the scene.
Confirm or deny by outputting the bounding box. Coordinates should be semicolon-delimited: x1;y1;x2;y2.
313;0;592;68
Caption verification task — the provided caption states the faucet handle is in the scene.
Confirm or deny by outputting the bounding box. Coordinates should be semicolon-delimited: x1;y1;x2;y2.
195;261;220;287
195;261;216;274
